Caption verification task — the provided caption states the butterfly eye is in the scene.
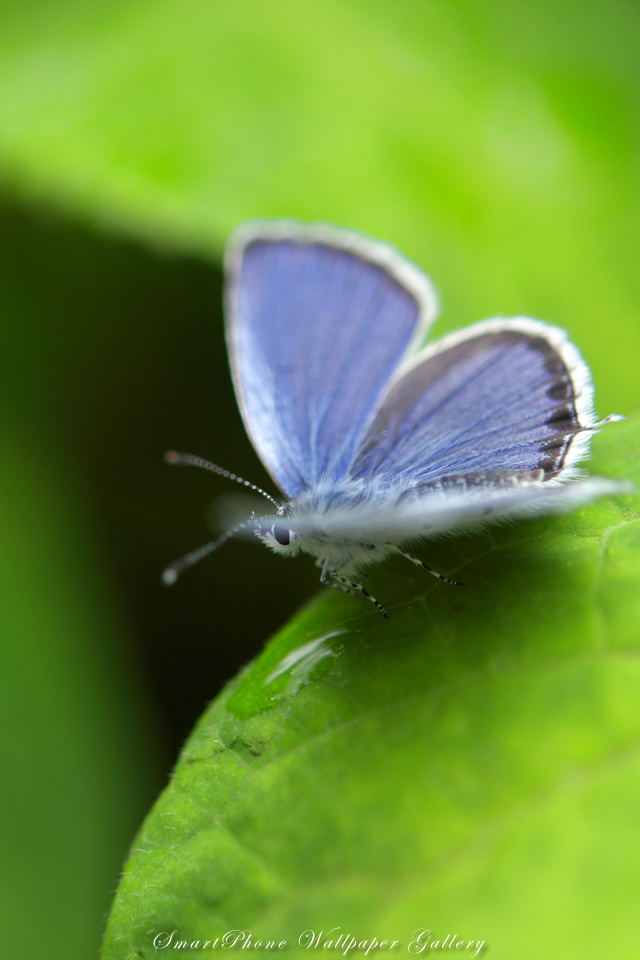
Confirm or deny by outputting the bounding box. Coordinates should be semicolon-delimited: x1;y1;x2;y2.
273;524;291;546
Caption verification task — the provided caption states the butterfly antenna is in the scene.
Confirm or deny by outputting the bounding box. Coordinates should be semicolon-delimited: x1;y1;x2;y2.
165;450;280;508
162;520;254;586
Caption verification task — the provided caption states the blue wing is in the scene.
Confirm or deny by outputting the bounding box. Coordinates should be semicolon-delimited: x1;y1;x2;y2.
349;317;600;488
225;221;437;499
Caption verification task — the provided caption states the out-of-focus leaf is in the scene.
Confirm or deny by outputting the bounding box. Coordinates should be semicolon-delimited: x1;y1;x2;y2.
0;1;639;411
102;417;640;960
0;423;157;960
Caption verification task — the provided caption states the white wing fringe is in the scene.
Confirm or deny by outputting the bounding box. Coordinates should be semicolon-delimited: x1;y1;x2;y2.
282;477;633;541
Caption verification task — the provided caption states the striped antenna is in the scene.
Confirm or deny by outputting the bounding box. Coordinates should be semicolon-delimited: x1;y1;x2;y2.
164;451;280;508
162;520;254;586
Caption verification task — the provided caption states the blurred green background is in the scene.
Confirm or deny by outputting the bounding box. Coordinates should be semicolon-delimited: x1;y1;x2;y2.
1;1;638;958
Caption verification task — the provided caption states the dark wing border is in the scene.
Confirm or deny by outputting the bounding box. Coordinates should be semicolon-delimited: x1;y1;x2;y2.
350;315;600;486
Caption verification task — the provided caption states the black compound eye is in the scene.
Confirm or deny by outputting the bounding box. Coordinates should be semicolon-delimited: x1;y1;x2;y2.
273;523;291;547
273;524;291;546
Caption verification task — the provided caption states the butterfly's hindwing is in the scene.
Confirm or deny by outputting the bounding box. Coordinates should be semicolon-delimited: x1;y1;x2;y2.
349;318;596;488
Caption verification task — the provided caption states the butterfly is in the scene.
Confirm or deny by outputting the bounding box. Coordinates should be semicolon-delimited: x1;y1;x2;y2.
163;220;628;617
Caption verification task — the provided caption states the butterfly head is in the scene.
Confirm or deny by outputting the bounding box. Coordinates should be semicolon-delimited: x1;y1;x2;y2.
256;517;303;557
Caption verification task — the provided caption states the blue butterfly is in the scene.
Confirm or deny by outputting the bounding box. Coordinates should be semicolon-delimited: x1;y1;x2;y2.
163;221;628;616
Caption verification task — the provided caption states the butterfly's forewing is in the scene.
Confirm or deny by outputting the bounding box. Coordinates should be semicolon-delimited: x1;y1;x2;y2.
225;222;437;499
350;318;599;488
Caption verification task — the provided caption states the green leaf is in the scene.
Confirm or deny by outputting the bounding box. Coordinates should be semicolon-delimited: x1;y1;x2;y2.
1;1;640;414
102;417;640;960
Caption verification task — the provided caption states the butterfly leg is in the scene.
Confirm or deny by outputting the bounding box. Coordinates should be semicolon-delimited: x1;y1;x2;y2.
394;547;463;587
319;560;388;617
319;565;356;597
319;558;357;597
316;555;369;578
